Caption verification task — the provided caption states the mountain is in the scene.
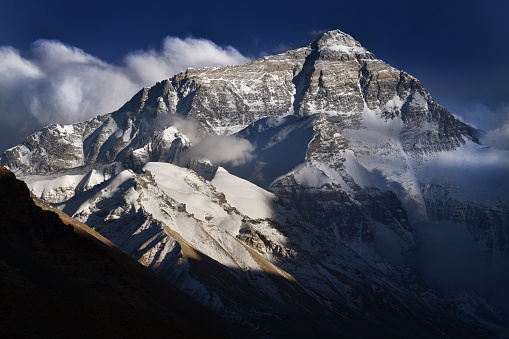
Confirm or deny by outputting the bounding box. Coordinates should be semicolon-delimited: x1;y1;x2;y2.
0;165;238;338
2;29;508;337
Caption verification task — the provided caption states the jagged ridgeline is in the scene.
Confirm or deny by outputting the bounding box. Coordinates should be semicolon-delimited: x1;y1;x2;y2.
2;30;508;338
1;30;477;175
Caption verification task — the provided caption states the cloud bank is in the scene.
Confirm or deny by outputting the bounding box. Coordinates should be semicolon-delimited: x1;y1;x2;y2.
125;37;249;86
0;37;250;152
419;142;509;204
482;106;509;151
181;135;255;167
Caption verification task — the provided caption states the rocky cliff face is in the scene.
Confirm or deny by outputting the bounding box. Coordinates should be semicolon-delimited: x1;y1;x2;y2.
1;30;477;175
2;30;484;222
423;182;509;254
2;29;508;337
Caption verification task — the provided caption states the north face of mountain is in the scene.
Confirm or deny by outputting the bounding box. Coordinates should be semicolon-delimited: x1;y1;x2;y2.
1;30;477;177
1;29;486;240
53;161;500;338
1;29;508;337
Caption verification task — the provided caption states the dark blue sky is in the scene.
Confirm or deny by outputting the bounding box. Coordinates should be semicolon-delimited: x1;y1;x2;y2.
1;0;508;130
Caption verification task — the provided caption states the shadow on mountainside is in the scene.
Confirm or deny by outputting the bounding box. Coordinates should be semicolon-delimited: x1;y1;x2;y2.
0;165;242;338
5;162;503;338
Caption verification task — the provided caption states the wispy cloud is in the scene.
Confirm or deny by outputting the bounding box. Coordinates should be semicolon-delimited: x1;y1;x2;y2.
481;105;509;150
125;37;249;85
181;135;255;167
0;37;250;152
447;101;509;131
307;29;328;39
419;142;509;204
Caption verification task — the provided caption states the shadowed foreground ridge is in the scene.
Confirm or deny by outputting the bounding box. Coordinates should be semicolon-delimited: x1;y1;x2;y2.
0;164;497;338
0;165;236;338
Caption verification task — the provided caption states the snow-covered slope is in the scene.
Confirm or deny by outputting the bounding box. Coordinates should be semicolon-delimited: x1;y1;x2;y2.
0;165;237;337
54;162;500;337
2;29;508;337
57;164;293;307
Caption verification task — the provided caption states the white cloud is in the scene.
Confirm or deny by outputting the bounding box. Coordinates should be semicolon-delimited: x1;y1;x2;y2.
448;101;509;131
31;39;104;67
125;37;250;85
420;142;509;204
182;135;255;167
482;105;509;150
484;122;509;150
0;46;41;79
0;37;250;152
165;115;202;144
22;40;138;126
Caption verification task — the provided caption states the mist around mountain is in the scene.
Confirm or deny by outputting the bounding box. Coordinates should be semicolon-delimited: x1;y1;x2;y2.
0;37;250;152
2;30;509;337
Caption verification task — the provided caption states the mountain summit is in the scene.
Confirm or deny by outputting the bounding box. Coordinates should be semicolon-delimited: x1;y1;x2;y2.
315;29;371;54
2;30;508;337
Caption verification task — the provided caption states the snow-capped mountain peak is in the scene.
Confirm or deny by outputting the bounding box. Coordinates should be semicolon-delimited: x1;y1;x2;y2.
315;29;371;56
2;29;508;337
